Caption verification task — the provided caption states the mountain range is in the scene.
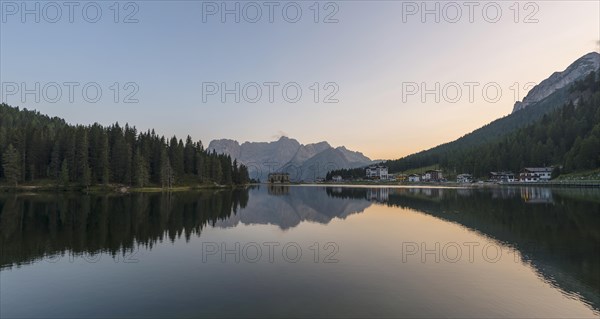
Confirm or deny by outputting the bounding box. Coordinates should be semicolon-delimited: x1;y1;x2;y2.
208;137;373;182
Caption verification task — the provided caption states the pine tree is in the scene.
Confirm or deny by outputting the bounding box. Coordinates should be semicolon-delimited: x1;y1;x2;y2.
221;156;232;185
239;164;249;184
133;148;150;187
76;128;90;184
184;136;195;174
60;159;69;186
211;158;222;184
49;143;61;179
99;133;110;184
2;144;21;186
203;153;211;182
195;150;205;182
82;164;91;189
232;159;240;184
110;125;133;184
160;149;174;188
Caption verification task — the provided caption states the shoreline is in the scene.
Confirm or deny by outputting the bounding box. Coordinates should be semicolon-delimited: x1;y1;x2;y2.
2;181;599;193
298;181;600;188
0;184;251;194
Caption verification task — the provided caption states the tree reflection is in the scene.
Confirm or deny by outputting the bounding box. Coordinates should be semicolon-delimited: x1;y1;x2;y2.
0;189;249;269
327;186;600;311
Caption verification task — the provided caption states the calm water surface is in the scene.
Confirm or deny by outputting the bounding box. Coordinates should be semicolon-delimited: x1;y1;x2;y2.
1;186;599;318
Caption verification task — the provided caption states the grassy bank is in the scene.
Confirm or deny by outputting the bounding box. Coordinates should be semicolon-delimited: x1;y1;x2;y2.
555;168;600;181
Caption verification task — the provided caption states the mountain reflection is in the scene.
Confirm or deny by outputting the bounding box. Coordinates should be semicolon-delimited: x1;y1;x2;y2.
215;185;371;229
1;185;598;312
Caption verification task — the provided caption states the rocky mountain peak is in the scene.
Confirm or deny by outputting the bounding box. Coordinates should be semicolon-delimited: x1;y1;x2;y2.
512;52;600;113
208;137;373;181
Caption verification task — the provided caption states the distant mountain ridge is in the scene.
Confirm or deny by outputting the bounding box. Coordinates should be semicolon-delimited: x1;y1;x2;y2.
208;137;373;181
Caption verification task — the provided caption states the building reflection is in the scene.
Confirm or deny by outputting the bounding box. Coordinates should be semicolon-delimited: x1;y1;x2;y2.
490;187;520;199
268;184;290;196
488;187;553;204
520;187;554;204
366;188;389;202
406;187;445;199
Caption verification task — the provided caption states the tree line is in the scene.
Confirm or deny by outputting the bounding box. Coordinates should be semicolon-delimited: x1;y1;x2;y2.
0;104;250;187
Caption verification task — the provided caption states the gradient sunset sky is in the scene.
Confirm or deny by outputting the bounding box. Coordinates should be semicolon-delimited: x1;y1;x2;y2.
1;1;598;160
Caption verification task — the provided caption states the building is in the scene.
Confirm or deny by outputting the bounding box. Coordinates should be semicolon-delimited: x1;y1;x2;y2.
519;167;553;182
331;175;343;182
408;174;420;182
422;170;443;182
268;173;290;184
456;174;473;183
366;165;389;180
489;171;516;183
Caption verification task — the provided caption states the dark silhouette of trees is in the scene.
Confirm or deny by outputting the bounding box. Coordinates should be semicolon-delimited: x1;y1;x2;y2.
0;105;249;187
1;144;20;186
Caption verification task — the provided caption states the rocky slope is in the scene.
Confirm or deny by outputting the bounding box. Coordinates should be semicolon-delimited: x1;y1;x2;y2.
512;52;600;113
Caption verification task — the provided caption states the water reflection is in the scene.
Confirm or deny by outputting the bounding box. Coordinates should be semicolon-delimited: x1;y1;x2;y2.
267;184;290;195
0;190;249;269
520;187;554;203
1;186;598;316
326;186;600;312
217;185;371;229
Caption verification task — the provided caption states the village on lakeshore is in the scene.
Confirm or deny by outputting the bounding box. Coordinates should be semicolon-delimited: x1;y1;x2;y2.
267;165;573;186
328;165;556;185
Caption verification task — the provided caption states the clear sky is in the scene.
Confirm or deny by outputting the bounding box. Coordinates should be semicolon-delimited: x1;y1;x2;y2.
1;0;598;160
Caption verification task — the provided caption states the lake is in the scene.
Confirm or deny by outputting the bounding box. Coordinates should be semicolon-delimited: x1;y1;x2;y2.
1;185;599;318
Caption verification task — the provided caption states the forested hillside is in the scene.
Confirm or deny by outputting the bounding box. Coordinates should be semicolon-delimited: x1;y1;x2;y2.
328;70;600;179
0;105;249;187
437;71;600;176
389;88;569;172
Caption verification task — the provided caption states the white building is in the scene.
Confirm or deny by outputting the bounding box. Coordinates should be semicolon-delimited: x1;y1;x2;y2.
366;165;389;179
422;170;443;182
408;174;420;182
489;171;516;183
520;167;553;182
331;175;343;182
457;174;473;183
